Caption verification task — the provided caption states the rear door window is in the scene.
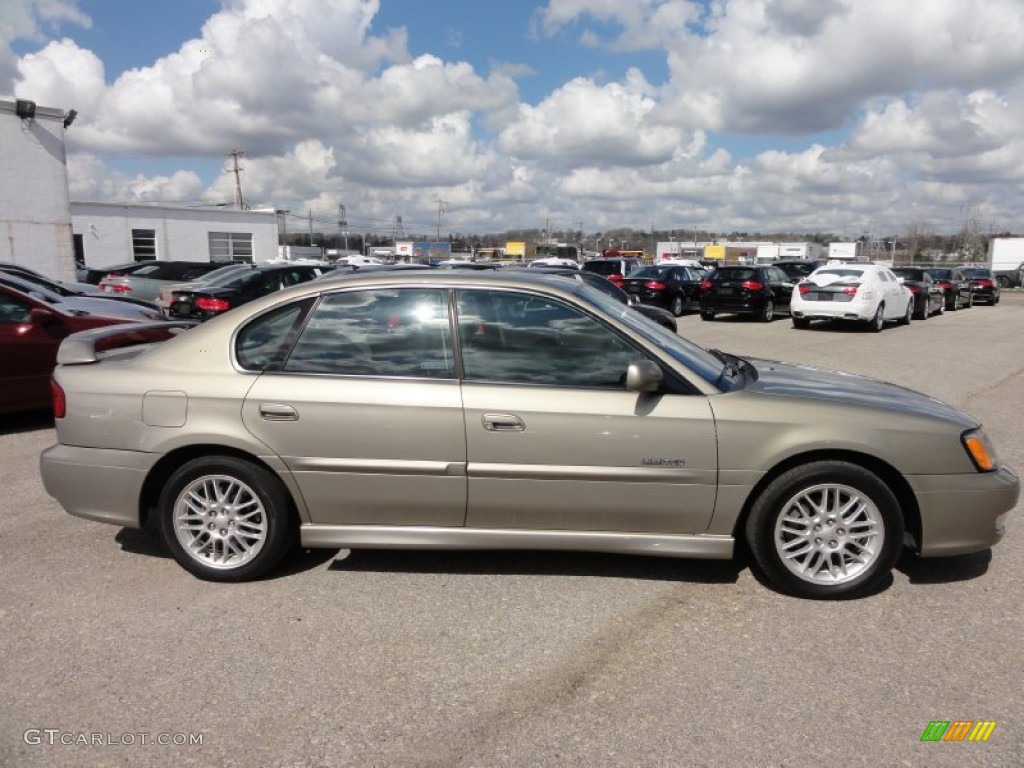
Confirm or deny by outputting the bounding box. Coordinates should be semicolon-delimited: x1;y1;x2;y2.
284;289;454;378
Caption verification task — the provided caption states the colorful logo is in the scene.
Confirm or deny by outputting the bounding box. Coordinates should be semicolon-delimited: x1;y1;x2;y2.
920;721;997;742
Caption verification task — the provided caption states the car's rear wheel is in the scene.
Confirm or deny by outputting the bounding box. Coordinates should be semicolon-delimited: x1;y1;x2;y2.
745;461;904;599
759;299;774;323
947;291;957;311
670;294;685;317
869;304;884;332
964;292;973;308
700;310;715;321
897;299;913;325
158;456;296;582
792;316;810;329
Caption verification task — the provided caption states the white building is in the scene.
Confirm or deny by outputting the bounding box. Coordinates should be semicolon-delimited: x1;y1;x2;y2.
754;242;826;262
71;202;279;269
0;98;76;281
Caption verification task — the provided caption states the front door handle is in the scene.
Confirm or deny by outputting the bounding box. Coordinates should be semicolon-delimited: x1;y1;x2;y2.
482;413;525;432
259;403;298;421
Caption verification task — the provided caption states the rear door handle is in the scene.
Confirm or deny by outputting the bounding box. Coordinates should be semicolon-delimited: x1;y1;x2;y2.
482;413;525;432
259;403;298;421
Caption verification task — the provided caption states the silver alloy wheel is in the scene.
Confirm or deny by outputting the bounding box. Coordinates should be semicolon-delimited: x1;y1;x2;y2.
773;483;884;585
173;474;269;570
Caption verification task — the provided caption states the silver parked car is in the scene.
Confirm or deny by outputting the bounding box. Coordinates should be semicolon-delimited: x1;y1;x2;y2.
40;272;1018;598
98;260;226;302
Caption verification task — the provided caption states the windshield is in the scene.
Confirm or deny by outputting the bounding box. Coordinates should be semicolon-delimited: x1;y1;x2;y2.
573;283;726;385
961;268;991;278
892;269;925;280
928;269;953;279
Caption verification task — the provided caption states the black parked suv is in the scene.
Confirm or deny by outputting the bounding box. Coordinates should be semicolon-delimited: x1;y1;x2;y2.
581;257;643;286
699;265;794;322
773;259;828;282
925;268;974;311
619;264;704;316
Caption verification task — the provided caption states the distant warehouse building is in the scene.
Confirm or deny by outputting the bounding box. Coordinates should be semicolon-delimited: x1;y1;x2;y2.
0;98;77;281
71;202;279;269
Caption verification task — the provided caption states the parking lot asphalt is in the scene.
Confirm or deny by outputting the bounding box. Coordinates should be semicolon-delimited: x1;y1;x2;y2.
1;293;1022;767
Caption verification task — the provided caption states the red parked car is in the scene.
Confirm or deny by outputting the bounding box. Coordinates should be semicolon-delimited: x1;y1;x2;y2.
0;284;169;414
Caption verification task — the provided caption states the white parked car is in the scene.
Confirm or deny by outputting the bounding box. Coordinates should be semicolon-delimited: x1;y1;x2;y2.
528;258;580;269
790;263;914;331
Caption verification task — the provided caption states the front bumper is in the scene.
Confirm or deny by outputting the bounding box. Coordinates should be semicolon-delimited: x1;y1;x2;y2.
40;443;157;528
909;465;1019;556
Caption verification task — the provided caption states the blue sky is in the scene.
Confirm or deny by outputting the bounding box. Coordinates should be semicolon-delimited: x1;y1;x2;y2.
4;0;1024;238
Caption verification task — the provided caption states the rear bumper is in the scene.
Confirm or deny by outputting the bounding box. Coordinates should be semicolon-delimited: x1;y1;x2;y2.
791;300;874;322
40;443;156;528
909;465;1019;556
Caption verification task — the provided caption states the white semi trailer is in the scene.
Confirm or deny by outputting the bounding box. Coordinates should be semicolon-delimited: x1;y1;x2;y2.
987;237;1024;288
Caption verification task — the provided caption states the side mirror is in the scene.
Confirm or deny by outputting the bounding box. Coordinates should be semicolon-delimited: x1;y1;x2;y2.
30;307;57;325
626;359;663;393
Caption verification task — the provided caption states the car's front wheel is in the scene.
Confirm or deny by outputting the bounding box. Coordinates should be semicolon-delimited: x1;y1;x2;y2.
670;294;685;317
158;456;296;582
792;316;810;329
745;461;904;599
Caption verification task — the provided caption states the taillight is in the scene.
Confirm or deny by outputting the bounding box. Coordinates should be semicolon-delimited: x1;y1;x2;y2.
938;281;951;289
798;284;812;294
196;297;232;312
51;378;66;418
109;284;133;294
608;274;624;286
976;279;993;288
700;279;713;291
906;284;920;293
644;280;666;290
841;285;860;296
740;280;763;291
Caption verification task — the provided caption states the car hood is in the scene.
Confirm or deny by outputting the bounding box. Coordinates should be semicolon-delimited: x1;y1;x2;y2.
745;358;977;428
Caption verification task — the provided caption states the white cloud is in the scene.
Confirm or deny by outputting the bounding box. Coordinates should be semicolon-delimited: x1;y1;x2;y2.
0;0;91;96
8;0;1024;236
67;153;203;202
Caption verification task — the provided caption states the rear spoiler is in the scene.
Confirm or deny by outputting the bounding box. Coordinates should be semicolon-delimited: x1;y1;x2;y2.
57;321;198;365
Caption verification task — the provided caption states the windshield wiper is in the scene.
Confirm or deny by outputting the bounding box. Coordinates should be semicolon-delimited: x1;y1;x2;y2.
707;348;740;378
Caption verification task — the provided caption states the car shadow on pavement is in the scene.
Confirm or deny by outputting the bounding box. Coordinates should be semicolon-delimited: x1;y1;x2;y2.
895;548;992;584
114;526;338;578
1;408;54;435
327;548;745;584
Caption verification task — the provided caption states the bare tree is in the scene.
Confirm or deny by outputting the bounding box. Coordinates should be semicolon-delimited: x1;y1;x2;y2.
902;218;932;264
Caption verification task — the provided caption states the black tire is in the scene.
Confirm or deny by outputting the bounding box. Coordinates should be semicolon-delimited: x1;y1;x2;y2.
158;455;296;582
901;299;917;325
996;275;1010;289
670;294;685;317
947;291;957;312
868;304;884;332
700;310;715;321
964;293;973;309
744;461;904;599
911;296;926;320
792;316;810;329
759;299;775;323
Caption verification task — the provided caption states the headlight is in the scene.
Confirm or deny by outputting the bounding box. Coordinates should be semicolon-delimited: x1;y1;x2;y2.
962;429;998;472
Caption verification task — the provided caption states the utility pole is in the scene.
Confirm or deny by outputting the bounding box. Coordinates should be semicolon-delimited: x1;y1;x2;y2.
308;209;314;247
338;204;348;254
435;200;447;243
225;148;245;209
